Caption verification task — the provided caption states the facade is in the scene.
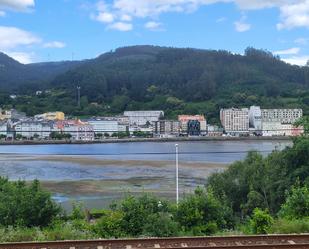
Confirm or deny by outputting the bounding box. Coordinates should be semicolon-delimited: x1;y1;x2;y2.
0;121;7;137
124;111;164;126
153;120;180;137
54;120;94;141
187;120;201;136
35;112;65;121
249;106;262;132
87;117;119;136
261;109;302;123
261;108;303;136
220;108;249;135
0;109;11;120
207;125;224;137
14;120;54;139
178;115;207;135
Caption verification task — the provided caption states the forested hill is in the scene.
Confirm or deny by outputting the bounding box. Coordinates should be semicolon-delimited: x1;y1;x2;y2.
0;46;308;121
0;52;83;92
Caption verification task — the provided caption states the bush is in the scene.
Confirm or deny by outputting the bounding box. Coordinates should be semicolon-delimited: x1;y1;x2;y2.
249;208;273;234
279;184;309;220
0;178;61;227
142;213;179;237
269;218;309;234
175;187;233;235
92;210;125;238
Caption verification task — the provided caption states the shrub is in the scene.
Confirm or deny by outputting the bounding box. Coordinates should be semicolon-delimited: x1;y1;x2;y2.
249;208;273;234
279;185;309;220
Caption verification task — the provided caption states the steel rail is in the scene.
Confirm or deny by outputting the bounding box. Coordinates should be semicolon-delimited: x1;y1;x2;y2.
0;234;308;249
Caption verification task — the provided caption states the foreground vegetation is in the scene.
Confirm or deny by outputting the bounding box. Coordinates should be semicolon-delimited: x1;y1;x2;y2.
0;136;308;242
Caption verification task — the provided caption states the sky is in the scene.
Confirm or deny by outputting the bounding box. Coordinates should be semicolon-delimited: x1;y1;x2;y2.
0;0;309;65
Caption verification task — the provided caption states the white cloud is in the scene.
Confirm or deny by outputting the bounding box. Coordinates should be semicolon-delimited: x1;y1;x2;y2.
144;21;163;30
0;26;41;50
277;0;309;30
282;55;309;66
107;22;133;31
43;41;66;48
294;37;309;45
234;15;251;32
0;10;5;16
91;0;309;31
273;47;300;55
120;14;132;21
234;20;251;32
5;51;35;64
0;0;35;11
95;11;114;23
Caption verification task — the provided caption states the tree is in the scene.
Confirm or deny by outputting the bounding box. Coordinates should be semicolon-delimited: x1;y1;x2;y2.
249;208;273;234
279;184;309;220
0;178;61;227
175;187;233;235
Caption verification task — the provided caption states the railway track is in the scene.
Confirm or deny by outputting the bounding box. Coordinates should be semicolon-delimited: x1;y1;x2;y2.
0;234;308;249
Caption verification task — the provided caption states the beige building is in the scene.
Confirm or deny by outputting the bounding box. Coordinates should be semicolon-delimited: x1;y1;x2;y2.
220;108;249;134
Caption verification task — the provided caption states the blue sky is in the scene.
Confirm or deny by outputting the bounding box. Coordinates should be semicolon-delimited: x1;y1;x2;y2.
0;0;309;65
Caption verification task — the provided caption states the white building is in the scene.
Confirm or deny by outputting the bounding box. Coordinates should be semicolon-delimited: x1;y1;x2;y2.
14;120;54;139
261;108;303;136
261;109;302;123
54;120;94;141
87;117;119;136
153;120;180;137
249;106;262;132
220;108;249;135
124;111;164;126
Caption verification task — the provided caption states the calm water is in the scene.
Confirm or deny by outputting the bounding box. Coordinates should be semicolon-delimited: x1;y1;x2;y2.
0;140;291;163
0;140;292;210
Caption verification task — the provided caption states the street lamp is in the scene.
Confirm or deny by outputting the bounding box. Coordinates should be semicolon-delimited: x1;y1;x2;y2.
175;144;179;205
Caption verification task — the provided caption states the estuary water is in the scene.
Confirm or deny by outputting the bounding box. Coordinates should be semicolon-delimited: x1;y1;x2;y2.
0;140;292;210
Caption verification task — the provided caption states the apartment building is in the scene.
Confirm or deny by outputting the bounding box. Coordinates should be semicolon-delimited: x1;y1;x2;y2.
178;115;207;135
87;117;119;136
153;120;180;137
54;120;94;141
35;111;65;121
124;111;164;126
220;108;249;135
14;120;54;139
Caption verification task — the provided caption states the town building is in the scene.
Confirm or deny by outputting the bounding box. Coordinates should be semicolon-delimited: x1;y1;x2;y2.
249;106;262;134
35;112;65;121
207;125;224;137
87;117;119;136
0;109;11;120
261;108;303;136
0;121;7;137
14;120;54;139
220;108;249;135
54;120;94;141
178;115;207;135
124;111;164;126
153;120;180;137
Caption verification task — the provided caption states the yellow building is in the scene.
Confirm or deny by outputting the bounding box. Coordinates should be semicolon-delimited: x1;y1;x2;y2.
35;112;65;121
0;109;12;120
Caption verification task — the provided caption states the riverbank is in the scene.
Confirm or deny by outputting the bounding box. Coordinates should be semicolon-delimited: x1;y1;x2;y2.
0;136;292;145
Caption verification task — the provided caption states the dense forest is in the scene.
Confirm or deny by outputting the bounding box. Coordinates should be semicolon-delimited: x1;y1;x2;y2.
0;46;308;121
0;136;308;241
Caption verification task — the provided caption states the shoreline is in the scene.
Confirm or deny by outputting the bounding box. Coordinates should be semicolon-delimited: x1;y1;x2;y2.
0;136;292;146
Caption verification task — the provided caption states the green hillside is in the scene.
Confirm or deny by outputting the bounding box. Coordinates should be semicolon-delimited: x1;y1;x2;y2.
0;46;308;122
